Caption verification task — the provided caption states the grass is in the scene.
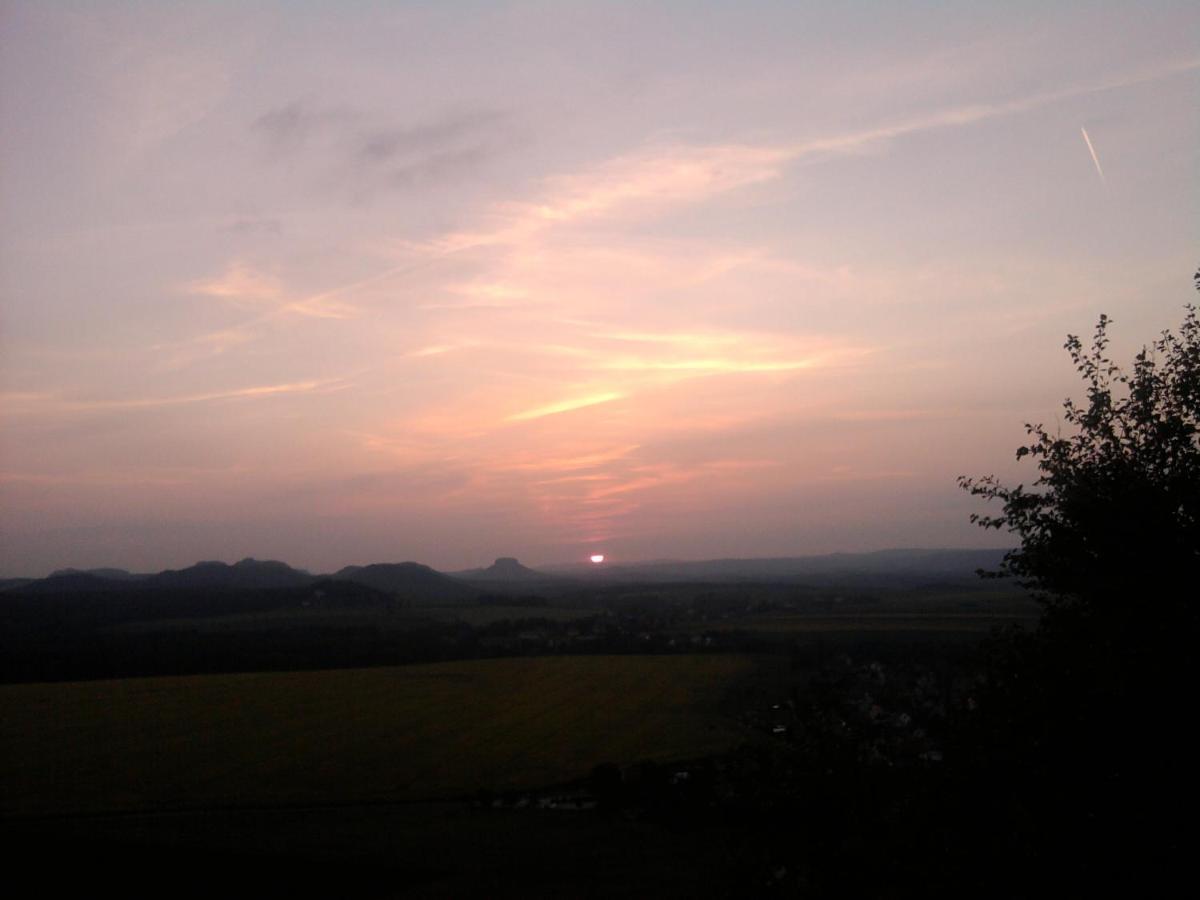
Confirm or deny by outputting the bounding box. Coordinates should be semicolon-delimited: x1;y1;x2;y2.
0;655;752;817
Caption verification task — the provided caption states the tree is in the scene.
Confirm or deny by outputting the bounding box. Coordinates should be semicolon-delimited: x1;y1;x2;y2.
959;283;1200;631
954;284;1200;892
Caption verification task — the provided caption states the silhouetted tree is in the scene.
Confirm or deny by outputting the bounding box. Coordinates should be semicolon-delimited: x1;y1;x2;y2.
959;290;1199;631
951;280;1200;892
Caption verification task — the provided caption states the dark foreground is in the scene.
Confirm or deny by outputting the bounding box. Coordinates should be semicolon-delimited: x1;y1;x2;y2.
2;581;1190;897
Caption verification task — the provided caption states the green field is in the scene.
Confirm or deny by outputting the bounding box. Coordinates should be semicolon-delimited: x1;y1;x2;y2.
0;655;752;817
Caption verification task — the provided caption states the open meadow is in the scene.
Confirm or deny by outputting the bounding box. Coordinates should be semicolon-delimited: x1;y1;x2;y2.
0;654;752;817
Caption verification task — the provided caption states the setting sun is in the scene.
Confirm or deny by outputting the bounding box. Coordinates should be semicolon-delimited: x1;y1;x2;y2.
0;2;1193;580
0;3;1191;893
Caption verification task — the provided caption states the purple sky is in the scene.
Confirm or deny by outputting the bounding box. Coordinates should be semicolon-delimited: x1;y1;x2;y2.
2;2;1197;576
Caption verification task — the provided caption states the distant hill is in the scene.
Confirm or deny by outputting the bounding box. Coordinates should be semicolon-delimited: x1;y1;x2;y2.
3;558;475;602
5;548;1013;600
8;572;132;595
454;557;557;582
48;567;145;581
147;558;314;590
330;562;479;605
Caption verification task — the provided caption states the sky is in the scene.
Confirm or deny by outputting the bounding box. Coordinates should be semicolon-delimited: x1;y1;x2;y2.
1;1;1197;576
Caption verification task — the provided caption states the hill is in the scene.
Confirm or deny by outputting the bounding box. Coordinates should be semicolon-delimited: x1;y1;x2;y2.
331;562;479;605
453;556;566;584
48;567;145;581
147;558;313;590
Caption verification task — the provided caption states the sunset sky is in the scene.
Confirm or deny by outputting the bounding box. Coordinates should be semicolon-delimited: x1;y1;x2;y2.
2;1;1197;576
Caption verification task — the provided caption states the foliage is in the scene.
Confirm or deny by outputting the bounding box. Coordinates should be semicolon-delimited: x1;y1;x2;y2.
959;289;1200;623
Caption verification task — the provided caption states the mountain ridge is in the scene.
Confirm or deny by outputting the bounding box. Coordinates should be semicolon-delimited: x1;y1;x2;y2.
3;548;1012;594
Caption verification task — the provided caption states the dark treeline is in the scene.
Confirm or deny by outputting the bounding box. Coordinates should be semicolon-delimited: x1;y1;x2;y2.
0;575;1013;683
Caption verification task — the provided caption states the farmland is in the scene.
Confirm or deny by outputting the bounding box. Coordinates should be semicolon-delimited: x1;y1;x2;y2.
0;654;752;817
693;611;1030;635
0;557;1049;895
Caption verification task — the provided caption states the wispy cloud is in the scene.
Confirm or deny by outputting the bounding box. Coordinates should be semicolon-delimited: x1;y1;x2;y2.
307;53;1200;336
155;56;1189;546
506;391;625;422
410;55;1199;259
406;341;480;358
517;143;789;225
779;55;1200;162
495;445;642;473
186;261;360;320
252;101;509;196
186;262;283;303
1;379;345;416
404;143;790;259
252;101;356;156
359;109;506;163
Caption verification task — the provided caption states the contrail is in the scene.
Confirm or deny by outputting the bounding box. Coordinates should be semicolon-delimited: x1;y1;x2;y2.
1080;126;1106;185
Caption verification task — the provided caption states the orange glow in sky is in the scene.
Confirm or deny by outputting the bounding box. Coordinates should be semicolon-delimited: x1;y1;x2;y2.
1;3;1196;576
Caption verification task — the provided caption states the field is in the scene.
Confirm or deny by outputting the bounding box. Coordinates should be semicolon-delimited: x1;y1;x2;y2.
0;654;752;817
694;612;1032;634
107;603;593;634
